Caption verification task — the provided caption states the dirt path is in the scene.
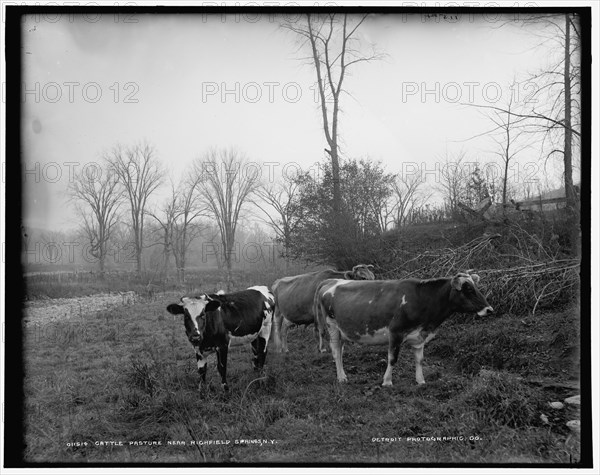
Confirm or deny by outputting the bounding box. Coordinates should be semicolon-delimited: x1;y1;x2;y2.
22;293;137;327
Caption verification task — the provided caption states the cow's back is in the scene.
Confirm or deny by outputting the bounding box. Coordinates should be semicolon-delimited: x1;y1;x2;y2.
273;269;344;324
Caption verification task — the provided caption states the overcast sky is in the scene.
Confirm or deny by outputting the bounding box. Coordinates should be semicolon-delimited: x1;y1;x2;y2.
21;11;570;231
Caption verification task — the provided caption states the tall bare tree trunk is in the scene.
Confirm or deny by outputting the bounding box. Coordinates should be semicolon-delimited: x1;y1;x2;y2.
564;14;578;255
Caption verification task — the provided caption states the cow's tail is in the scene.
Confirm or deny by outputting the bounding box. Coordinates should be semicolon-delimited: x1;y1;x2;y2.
313;281;329;352
269;281;283;353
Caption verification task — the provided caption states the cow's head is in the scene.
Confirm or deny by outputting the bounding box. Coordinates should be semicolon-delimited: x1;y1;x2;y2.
449;273;494;316
345;264;375;281
166;295;222;346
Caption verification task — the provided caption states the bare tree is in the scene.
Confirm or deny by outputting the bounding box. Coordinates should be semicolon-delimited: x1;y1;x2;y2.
465;79;533;214
69;161;124;273
193;148;259;288
106;142;165;275
147;179;179;281
283;13;383;265
252;176;303;263
392;171;428;228
485;13;581;251
172;172;206;284
437;150;470;215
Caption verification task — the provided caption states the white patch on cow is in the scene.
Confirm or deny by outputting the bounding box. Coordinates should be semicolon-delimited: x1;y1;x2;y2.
401;294;407;305
181;296;210;332
358;327;389;345
260;304;273;347
216;289;225;295
403;327;436;349
403;327;423;347
477;306;494;316
247;285;273;302
324;279;352;298
197;357;207;369
368;299;373;305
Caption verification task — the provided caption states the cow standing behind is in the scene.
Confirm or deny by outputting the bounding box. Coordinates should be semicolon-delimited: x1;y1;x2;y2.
271;264;375;353
315;273;494;386
166;286;274;391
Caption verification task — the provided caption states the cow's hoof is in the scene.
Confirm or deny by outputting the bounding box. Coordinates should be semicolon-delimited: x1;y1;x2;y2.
417;380;426;386
382;381;393;387
222;383;229;391
338;377;348;384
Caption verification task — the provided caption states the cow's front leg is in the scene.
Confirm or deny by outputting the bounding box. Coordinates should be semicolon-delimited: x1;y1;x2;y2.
195;348;208;389
215;345;229;391
251;336;268;371
382;334;401;387
326;317;347;383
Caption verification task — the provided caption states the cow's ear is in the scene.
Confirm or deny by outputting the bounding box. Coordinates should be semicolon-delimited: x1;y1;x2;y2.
205;300;221;312
470;274;480;285
167;304;184;315
451;275;465;291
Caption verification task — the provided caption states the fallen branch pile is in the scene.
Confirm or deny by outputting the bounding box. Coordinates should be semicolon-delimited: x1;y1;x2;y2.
381;227;580;315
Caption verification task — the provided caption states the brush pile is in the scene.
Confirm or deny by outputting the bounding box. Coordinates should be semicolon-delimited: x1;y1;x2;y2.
381;224;580;315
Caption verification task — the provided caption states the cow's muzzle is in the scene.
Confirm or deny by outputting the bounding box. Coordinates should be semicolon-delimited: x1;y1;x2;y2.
189;333;202;344
477;306;494;316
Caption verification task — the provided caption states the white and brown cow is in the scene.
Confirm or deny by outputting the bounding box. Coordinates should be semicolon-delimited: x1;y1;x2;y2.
271;265;375;353
315;273;494;386
167;286;274;391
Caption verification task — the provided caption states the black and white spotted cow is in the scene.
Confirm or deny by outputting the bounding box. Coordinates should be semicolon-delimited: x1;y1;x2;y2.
166;286;274;391
315;273;494;386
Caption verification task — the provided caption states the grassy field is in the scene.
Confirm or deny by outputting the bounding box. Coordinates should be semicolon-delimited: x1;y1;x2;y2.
22;279;582;465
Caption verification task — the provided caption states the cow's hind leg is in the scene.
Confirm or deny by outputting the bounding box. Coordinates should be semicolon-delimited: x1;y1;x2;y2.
280;317;293;353
215;345;229;391
271;306;284;353
382;335;401;387
326;317;347;383
409;331;435;385
251;336;268;371
413;344;426;385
